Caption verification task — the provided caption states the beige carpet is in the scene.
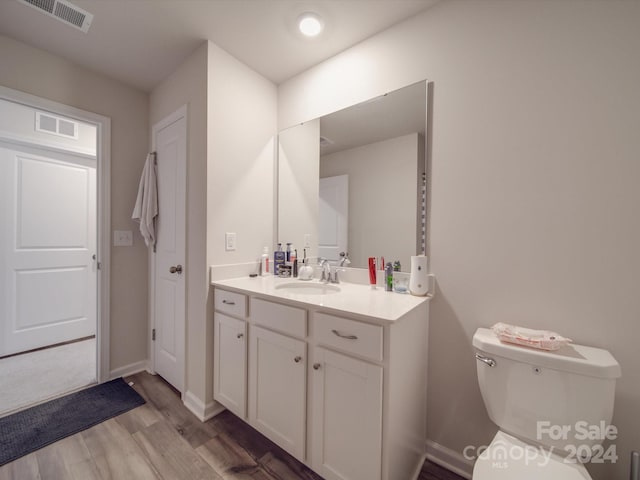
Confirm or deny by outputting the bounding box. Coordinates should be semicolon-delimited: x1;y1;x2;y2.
0;338;96;417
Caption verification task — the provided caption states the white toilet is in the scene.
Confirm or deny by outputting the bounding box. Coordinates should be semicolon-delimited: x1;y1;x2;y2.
472;327;621;479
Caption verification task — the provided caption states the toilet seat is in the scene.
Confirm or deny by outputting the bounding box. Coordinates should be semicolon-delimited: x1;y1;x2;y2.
472;431;592;479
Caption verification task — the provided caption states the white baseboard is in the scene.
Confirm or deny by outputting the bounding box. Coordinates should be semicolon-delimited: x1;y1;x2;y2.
109;360;148;380
183;390;226;422
411;453;429;480
425;439;474;479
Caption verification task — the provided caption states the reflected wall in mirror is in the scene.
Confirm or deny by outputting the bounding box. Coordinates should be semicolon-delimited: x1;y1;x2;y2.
277;81;427;271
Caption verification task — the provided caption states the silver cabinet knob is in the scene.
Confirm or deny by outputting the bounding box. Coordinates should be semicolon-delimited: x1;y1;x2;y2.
169;265;183;274
313;363;321;370
294;356;302;363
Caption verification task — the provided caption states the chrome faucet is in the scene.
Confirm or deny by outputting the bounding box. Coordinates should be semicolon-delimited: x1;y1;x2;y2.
320;258;343;284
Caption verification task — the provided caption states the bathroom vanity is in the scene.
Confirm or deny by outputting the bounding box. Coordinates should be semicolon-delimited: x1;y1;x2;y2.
212;275;430;480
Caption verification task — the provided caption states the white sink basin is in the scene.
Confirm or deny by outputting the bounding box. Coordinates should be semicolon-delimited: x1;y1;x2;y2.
275;282;341;295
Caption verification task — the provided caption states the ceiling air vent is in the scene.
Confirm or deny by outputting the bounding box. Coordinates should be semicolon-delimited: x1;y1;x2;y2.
19;0;93;33
319;136;334;148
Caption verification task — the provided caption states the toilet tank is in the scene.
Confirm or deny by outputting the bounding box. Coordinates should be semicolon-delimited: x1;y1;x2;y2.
473;327;621;454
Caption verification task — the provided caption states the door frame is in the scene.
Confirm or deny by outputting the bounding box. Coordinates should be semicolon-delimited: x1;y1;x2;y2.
0;85;111;383
148;104;187;394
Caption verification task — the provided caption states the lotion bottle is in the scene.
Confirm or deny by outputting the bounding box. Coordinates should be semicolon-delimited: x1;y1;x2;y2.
261;247;269;276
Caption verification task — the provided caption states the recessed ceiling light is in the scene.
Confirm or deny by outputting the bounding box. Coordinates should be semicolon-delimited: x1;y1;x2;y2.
298;13;324;37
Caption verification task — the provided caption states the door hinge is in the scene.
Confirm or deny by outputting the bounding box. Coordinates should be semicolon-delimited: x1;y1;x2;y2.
152;328;156;341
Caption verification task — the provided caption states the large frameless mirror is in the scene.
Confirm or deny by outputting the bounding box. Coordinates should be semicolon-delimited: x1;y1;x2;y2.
277;80;427;271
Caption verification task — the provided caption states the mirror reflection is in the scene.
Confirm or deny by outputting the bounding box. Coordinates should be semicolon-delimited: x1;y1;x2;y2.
278;81;427;270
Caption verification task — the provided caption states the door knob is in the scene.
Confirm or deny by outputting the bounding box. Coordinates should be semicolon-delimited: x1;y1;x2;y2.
169;265;183;274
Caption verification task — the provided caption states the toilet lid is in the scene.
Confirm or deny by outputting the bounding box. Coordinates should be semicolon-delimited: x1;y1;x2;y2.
472;431;591;479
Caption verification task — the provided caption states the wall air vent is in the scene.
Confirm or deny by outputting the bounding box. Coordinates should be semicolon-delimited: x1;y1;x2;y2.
35;111;79;139
19;0;93;33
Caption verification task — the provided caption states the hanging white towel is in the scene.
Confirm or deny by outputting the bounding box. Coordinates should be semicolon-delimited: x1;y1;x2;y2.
131;153;158;248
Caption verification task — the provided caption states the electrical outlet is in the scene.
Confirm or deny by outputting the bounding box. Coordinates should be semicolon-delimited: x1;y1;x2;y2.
113;230;133;247
225;232;237;251
304;234;312;248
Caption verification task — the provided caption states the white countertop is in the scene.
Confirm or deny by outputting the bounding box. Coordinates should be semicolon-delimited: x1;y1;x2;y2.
211;275;430;323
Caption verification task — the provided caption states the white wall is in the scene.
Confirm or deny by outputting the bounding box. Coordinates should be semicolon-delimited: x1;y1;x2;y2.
206;40;277;402
148;38;277;413
207;41;278;269
320;133;419;270
0;34;150;374
279;2;640;478
278;119;319;260
148;40;277;413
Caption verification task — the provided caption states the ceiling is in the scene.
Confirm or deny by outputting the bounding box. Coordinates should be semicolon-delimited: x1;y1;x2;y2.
320;80;426;156
0;0;439;92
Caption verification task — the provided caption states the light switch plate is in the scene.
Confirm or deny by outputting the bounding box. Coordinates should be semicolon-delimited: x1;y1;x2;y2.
304;234;312;248
225;232;237;251
113;230;133;247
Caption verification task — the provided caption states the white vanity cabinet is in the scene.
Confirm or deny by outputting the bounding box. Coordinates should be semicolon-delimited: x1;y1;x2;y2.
248;324;306;461
248;292;309;461
310;346;383;480
213;290;248;419
212;281;429;480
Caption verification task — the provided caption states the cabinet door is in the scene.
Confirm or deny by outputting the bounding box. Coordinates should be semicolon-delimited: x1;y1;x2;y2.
248;325;306;461
311;347;383;480
213;313;246;418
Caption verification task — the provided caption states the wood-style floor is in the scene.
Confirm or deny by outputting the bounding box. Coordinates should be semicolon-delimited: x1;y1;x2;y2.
0;371;465;480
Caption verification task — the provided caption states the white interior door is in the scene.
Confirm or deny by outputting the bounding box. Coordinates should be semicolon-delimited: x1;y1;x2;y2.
0;142;97;357
318;175;348;262
152;109;186;392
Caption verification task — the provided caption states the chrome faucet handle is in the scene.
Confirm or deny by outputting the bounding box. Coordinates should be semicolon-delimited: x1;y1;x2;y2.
330;266;346;284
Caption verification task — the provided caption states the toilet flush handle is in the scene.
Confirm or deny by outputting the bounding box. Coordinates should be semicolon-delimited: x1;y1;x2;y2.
475;353;496;368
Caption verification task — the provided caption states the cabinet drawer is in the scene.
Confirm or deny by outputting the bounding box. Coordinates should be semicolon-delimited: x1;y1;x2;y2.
214;289;247;318
314;313;383;362
251;298;307;338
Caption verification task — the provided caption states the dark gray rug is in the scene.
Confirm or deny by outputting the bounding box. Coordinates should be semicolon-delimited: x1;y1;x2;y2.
0;377;145;466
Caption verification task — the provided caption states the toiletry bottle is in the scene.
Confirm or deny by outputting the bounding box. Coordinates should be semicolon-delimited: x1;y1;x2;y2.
385;262;393;292
286;243;292;262
261;247;269;276
368;257;377;289
298;249;313;280
393;260;401;272
291;248;298;277
274;243;285;275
